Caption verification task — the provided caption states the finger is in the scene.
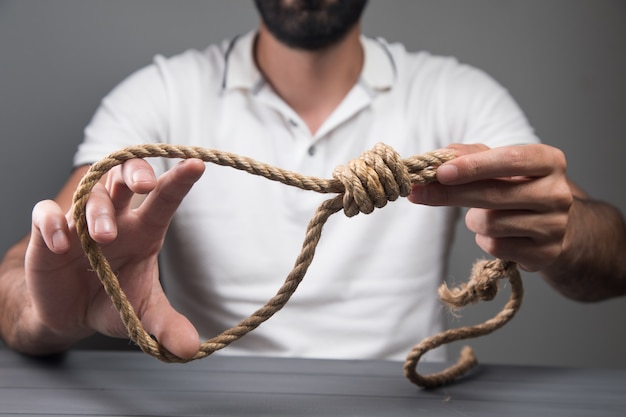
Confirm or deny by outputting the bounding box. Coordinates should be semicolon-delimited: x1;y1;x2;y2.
436;144;566;185
409;174;572;211
409;178;540;210
90;285;201;360
467;208;566;271
85;183;118;244
140;295;201;360
465;208;568;242
31;200;71;254
138;159;205;230
474;234;563;272
84;261;200;360
105;159;157;212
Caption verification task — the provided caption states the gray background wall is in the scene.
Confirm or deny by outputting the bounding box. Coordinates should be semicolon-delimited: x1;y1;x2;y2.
1;0;625;367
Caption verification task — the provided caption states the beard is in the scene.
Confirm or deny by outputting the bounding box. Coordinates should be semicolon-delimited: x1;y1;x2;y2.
254;0;368;51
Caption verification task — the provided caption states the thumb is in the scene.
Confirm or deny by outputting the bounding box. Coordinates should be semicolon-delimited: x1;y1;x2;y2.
141;295;201;360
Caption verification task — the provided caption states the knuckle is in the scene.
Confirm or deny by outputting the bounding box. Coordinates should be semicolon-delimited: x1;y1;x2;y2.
554;184;573;211
463;156;483;178
548;146;568;172
502;146;527;169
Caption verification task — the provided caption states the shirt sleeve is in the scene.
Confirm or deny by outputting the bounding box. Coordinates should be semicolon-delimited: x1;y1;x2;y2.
435;58;541;148
73;57;170;168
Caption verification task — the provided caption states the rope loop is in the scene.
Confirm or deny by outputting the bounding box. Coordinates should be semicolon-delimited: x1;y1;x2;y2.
71;142;523;388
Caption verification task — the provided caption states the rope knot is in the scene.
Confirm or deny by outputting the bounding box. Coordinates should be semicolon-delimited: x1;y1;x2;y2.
438;259;516;308
332;143;412;217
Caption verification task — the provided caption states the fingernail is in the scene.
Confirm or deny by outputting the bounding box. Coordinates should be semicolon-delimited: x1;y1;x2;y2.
94;216;114;235
51;229;69;251
437;164;459;183
132;169;153;184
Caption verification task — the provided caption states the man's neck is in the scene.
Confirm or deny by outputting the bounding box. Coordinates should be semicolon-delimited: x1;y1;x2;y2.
254;23;364;135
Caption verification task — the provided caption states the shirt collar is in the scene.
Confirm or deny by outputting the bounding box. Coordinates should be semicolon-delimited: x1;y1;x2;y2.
222;30;396;93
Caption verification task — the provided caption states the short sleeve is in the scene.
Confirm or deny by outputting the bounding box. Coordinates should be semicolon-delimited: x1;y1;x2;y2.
73;57;170;167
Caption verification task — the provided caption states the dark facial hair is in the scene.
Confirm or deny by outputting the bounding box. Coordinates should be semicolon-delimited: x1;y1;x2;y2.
254;0;368;51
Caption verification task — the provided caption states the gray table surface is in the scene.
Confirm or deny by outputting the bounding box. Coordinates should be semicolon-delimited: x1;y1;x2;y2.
1;349;625;416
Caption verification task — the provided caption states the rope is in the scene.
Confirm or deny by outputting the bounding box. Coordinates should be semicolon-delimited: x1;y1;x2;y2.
403;259;523;388
71;142;523;388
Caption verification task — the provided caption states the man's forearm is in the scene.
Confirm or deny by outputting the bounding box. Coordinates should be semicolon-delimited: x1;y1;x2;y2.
541;196;626;301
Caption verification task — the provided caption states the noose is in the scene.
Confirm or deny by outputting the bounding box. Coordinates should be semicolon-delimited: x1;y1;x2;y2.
72;142;523;388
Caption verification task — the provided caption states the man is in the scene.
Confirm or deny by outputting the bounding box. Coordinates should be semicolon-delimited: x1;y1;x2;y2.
1;0;625;361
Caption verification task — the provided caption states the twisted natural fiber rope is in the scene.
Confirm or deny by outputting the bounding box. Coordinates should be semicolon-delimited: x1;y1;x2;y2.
72;142;523;388
403;258;523;388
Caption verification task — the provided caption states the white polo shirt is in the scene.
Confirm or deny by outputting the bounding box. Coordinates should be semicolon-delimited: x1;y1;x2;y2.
75;31;539;361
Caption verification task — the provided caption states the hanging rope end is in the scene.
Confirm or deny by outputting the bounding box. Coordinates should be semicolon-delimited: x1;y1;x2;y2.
404;344;479;389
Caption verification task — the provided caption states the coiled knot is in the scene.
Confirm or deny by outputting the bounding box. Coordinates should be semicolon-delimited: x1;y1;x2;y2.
332;143;412;217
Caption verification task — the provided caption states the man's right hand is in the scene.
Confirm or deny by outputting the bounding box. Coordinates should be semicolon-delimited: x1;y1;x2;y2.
15;157;206;359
